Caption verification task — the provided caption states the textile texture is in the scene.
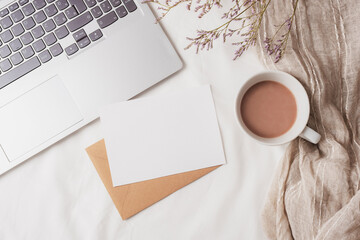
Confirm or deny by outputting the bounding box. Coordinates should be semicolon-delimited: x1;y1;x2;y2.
259;0;360;239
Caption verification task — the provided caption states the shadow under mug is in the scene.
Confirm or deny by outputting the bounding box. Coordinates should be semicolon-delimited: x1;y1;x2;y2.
235;71;321;145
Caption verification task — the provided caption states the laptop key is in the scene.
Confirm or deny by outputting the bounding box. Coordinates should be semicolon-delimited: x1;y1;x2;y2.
44;4;58;17
21;45;34;58
123;0;136;12
0;57;41;89
55;0;69;10
89;29;102;41
0;16;13;29
20;32;34;45
73;29;86;41
0;59;12;72
43;19;56;32
43;32;57;46
39;49;52;63
69;0;87;14
100;1;112;13
9;38;23;52
115;5;127;18
32;39;45;52
34;10;47;23
22;16;36;30
85;0;96;7
9;3;19;12
10;52;24;65
0;45;11;58
0;30;13;43
65;43;78;56
67;11;93;32
77;36;90;48
19;0;29;6
97;11;117;29
10;9;24;23
54;25;69;39
32;25;45;38
11;23;25;36
49;43;63;56
65;6;78;19
54;12;67;26
91;6;102;18
33;0;46;10
22;3;35;16
109;0;121;7
0;9;9;17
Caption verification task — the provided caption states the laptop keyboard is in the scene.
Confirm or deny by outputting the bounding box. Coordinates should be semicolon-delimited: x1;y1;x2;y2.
0;0;137;89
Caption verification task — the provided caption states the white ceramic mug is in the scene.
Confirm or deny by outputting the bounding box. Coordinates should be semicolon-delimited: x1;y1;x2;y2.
235;71;321;145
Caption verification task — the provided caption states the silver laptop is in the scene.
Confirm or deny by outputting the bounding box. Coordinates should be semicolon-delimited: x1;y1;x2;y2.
0;0;182;175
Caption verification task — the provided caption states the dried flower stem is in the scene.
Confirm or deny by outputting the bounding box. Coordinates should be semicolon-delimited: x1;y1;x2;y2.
143;0;299;63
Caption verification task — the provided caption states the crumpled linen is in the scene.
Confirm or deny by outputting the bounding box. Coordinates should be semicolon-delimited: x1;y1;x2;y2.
258;0;360;239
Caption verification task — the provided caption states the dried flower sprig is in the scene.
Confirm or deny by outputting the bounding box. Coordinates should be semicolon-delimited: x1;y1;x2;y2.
143;0;299;63
264;0;299;62
142;0;222;21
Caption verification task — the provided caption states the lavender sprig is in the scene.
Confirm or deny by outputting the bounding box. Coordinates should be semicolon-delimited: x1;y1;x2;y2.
142;0;222;21
264;0;299;62
143;0;299;63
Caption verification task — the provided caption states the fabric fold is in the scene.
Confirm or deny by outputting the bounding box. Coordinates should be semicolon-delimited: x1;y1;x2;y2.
258;0;360;239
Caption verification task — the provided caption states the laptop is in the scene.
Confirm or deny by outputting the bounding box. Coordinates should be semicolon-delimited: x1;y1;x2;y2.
0;0;182;175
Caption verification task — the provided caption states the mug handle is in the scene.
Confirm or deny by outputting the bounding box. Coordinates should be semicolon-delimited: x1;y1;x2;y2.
299;126;321;144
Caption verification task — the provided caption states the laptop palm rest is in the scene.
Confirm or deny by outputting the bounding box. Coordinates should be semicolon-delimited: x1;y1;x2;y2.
0;76;83;161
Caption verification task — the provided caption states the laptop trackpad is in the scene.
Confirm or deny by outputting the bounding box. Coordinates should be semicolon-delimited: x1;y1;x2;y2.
0;76;83;161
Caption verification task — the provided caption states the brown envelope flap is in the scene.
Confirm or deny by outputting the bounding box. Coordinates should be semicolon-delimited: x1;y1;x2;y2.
86;139;220;220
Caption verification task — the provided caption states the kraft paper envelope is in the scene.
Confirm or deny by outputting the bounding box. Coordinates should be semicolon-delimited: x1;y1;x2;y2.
86;139;221;220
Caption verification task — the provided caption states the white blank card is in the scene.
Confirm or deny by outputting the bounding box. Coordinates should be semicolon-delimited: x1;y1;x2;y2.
100;85;226;186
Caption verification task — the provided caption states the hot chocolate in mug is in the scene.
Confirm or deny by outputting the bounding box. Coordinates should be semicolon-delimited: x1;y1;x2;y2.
235;71;321;145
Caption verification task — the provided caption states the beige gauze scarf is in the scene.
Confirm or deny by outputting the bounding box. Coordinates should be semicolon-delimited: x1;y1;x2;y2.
257;0;360;239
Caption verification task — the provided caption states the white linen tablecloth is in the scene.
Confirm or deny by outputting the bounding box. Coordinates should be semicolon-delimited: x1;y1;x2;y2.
0;4;286;240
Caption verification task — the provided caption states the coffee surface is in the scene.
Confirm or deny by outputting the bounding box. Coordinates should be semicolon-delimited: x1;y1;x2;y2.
241;81;297;138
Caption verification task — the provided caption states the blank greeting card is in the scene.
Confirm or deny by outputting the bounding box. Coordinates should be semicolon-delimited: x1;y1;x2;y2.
100;85;226;187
